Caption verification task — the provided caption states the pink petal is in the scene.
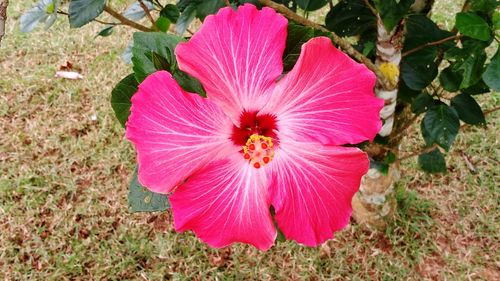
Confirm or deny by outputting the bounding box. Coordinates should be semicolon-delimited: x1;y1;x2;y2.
175;4;288;120
126;71;234;194
170;155;276;250
269;139;369;246
262;37;384;145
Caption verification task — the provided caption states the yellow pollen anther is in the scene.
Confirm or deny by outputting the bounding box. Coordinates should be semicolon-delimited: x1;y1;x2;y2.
242;134;274;168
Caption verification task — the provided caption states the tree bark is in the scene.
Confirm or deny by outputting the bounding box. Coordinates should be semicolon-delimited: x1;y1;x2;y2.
0;0;8;46
352;16;404;230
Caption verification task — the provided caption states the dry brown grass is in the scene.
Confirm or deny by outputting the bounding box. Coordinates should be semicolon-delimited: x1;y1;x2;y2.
0;0;499;280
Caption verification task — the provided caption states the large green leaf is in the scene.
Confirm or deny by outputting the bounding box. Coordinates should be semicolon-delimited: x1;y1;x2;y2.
132;32;180;82
469;0;498;12
111;74;138;127
401;47;438;90
483;48;500;91
69;0;106;28
131;32;206;96
456;12;491;41
175;3;197;35
128;168;170;213
421;103;460;151
325;0;376;40
411;91;435;114
160;4;180;23
439;66;462;92
403;15;454;51
373;0;414;31
451;93;486;125
123;0;154;22
283;22;329;71
296;0;328;11
445;38;488;90
418;148;446;173
19;0;59;32
401;15;454;90
196;0;225;20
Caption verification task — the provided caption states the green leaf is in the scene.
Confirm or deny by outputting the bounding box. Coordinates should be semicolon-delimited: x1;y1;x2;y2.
283;22;329;71
131;32;206;96
123;1;154;21
175;3;197;35
421;103;460;151
462;79;490;95
69;0;106;28
155;17;171;32
173;70;206;97
454;46;487;89
96;25;114;37
160;4;180;23
493;11;500;30
404;15;454;51
451;93;486;125
398;80;421;103
325;0;376;40
111;74;138;127
129;168;170;213
196;0;225;20
401;15;454;90
401;48;438;90
456;12;491;41
469;0;498;12
483;48;500;91
373;0;414;31
439;66;462;92
296;0;328;11
418;148;446;173
20;0;59;32
411;91;435;114
132;32;180;82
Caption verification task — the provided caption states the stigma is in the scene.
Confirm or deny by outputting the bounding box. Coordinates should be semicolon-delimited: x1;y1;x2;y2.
242;134;274;169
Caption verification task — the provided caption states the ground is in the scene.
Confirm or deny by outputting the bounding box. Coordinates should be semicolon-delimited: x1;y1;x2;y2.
0;0;499;280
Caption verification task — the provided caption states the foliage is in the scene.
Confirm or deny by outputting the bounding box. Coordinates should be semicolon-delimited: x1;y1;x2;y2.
18;0;499;211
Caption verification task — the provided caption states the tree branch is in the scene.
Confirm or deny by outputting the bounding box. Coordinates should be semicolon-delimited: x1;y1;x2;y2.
0;0;8;46
103;4;152;32
138;0;159;31
402;35;460;57
257;0;387;87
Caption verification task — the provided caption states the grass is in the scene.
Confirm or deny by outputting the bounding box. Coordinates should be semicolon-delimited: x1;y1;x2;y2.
1;0;499;280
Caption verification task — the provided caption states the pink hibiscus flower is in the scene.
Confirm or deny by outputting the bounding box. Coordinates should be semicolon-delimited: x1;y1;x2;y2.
126;4;384;250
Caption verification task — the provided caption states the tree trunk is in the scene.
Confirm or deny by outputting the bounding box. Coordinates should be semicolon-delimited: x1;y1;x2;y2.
352;16;404;230
0;0;7;46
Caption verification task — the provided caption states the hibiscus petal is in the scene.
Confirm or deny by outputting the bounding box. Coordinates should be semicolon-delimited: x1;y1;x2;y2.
269;140;369;246
170;155;276;250
126;71;234;194
175;4;288;120
262;37;384;145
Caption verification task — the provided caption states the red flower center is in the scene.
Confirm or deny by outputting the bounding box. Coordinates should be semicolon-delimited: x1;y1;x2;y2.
230;111;278;146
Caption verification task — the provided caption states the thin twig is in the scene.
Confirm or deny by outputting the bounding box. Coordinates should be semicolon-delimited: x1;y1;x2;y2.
363;0;377;16
103;4;152;32
57;10;117;25
398;106;500;161
138;0;159;31
257;0;388;87
152;0;164;9
0;0;8;46
402;35;460;57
